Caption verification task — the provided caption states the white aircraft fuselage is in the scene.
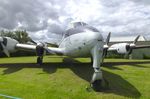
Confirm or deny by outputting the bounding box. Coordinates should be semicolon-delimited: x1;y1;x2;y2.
58;23;104;58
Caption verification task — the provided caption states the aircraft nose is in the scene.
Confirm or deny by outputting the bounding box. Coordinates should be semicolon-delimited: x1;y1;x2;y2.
85;31;104;45
93;32;104;41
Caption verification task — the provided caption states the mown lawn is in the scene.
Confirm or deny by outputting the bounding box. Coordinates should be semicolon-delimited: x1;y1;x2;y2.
0;56;150;99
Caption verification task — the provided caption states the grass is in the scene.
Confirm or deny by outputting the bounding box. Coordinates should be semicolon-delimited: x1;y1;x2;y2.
0;56;150;99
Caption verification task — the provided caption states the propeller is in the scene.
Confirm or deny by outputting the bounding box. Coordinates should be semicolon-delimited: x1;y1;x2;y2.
1;43;10;57
30;39;37;45
126;35;140;55
0;37;10;57
102;32;111;58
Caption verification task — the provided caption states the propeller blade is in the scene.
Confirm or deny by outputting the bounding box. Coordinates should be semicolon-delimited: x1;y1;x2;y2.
1;43;10;57
126;35;140;55
106;32;111;45
133;35;140;44
103;49;108;57
102;32;111;60
128;49;132;55
30;39;37;44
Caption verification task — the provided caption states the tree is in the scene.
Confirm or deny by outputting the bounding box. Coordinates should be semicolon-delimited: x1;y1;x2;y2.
14;30;32;43
0;30;32;43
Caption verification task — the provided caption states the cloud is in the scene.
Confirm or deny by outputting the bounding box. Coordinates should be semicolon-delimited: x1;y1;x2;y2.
130;0;150;5
0;0;150;40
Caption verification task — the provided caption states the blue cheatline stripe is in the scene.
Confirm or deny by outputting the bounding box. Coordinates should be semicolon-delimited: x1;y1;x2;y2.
0;94;21;99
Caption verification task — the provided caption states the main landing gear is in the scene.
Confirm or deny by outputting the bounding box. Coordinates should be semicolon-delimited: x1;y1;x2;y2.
37;56;43;65
36;44;45;65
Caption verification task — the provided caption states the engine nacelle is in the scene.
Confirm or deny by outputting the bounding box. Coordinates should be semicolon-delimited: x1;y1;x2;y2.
0;37;19;53
110;43;129;54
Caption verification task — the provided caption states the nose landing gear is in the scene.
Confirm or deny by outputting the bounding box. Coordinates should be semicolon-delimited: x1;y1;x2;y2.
90;44;109;91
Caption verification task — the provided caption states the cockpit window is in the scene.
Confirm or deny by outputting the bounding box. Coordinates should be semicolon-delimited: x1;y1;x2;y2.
65;27;85;37
68;22;87;29
72;22;87;28
64;22;99;38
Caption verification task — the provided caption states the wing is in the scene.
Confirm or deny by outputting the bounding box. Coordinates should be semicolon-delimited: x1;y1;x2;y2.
106;42;150;55
103;34;150;55
107;43;150;51
35;33;62;47
45;38;61;47
132;45;150;49
16;43;64;55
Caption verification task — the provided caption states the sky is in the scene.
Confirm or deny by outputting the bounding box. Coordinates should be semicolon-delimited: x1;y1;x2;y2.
0;0;150;41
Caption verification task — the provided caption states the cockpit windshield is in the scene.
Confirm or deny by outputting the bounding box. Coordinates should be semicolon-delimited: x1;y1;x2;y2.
64;22;99;38
71;22;87;28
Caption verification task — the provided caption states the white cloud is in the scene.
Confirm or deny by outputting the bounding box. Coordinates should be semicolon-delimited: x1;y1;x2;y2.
0;0;150;40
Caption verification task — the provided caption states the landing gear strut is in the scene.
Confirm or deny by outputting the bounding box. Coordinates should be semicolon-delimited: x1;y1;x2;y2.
90;43;109;91
37;56;43;65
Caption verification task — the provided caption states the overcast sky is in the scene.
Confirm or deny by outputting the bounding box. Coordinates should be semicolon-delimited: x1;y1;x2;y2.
0;0;150;41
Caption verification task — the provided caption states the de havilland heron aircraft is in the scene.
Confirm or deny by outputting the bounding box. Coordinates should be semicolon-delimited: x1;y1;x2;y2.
0;22;150;91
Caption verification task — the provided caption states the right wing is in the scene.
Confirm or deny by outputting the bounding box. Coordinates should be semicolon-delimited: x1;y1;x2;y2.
16;43;64;55
0;36;64;57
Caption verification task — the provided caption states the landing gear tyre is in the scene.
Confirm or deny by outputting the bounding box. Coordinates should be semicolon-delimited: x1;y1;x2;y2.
91;80;102;91
91;79;109;91
37;57;43;65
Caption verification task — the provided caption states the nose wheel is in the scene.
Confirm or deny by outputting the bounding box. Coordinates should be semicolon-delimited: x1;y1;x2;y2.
91;80;102;91
37;56;43;65
90;79;109;91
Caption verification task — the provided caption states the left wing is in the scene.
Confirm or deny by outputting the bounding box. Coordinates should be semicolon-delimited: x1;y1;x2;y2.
104;35;150;55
